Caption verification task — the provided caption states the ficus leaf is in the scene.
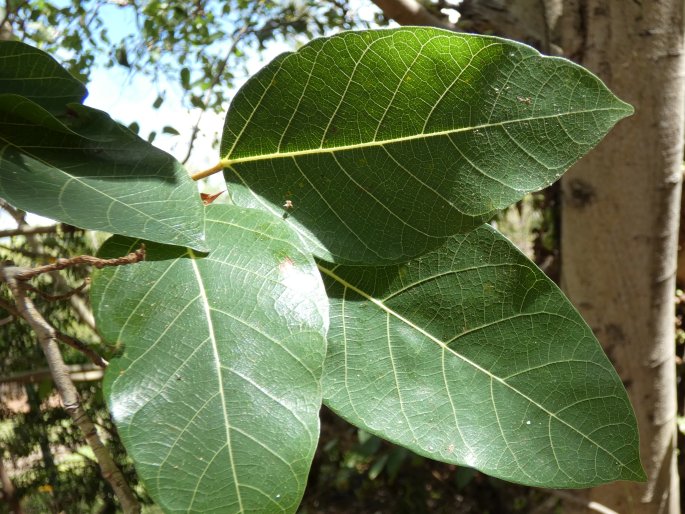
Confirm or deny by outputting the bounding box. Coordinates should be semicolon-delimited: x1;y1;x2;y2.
91;204;329;513
220;28;632;264
319;224;645;487
0;41;206;251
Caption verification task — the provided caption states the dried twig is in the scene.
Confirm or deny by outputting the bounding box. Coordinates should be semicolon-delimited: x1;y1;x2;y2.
0;268;140;513
13;245;145;281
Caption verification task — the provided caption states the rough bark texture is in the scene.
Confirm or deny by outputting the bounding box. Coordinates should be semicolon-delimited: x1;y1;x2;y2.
555;1;683;512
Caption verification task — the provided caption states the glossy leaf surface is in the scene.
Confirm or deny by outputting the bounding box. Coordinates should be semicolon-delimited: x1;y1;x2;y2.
320;224;644;487
221;28;633;264
0;41;205;250
91;205;328;513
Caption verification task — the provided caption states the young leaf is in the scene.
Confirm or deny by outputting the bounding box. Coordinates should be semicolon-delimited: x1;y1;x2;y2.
221;28;632;264
91;205;328;513
0;41;206;251
319;224;645;487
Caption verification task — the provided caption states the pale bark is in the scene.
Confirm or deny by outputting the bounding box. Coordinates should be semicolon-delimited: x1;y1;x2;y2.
369;0;456;29
459;0;553;51
556;1;683;513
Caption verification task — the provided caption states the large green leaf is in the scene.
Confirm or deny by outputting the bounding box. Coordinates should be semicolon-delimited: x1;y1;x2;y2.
221;28;632;264
319;224;644;487
0;41;205;250
91;205;328;513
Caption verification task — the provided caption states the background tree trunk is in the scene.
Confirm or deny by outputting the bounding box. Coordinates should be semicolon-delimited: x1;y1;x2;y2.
555;1;683;512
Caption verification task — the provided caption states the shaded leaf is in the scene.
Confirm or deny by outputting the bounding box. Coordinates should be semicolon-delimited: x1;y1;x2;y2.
319;224;644;487
0;41;206;250
91;204;329;513
221;28;632;264
0;40;86;114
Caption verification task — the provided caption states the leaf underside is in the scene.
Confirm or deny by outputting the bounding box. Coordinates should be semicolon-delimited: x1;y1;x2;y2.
91;205;328;513
319;224;645;488
0;41;205;250
221;28;633;264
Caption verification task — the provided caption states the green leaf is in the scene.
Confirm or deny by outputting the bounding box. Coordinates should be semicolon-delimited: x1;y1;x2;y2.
181;66;191;90
0;40;86;114
162;125;180;135
0;42;206;250
91;204;329;513
221;28;633;264
319;224;645;487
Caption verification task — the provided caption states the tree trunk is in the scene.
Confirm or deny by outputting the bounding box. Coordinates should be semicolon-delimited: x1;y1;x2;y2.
557;1;683;513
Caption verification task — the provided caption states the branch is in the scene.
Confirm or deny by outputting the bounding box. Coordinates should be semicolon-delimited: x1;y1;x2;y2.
0;268;140;513
0;224;61;238
24;278;89;302
0;297;108;368
370;0;457;30
12;244;145;281
0;363;104;384
0;199;26;225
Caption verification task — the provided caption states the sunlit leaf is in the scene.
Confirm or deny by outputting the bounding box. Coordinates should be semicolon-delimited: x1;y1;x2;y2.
221;28;632;264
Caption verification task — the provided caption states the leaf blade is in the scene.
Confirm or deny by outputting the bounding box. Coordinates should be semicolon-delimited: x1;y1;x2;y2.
0;42;205;250
319;224;644;487
91;205;329;513
221;28;632;264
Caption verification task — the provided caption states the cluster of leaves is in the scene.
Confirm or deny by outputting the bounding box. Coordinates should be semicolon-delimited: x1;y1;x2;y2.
1;26;644;513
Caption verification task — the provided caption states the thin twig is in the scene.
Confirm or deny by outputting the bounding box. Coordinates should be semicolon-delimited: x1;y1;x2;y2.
0;364;104;384
181;1;264;165
13;244;145;281
0;199;26;225
0;297;107;368
24;278;90;302
0;225;61;238
1;268;140;513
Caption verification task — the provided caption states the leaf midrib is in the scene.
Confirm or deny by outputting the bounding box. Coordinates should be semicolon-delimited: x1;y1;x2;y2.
317;263;636;476
221;106;627;166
